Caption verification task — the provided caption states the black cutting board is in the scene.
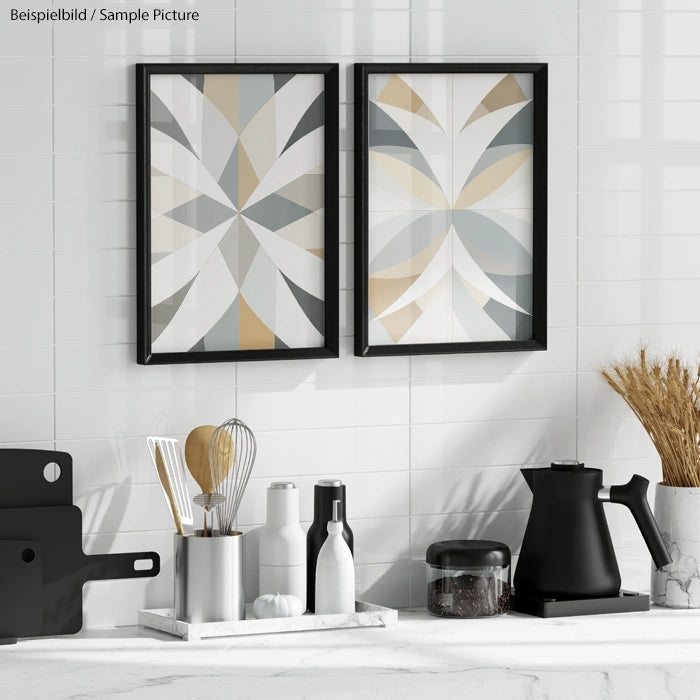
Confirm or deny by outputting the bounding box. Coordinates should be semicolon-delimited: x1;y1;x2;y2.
0;505;160;637
0;540;42;641
0;449;160;639
0;449;73;508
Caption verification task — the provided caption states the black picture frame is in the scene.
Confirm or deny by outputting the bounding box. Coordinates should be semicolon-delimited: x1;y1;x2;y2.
354;63;547;357
136;63;339;364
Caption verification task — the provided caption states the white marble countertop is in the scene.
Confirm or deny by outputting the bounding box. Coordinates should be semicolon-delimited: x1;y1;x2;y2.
3;607;700;699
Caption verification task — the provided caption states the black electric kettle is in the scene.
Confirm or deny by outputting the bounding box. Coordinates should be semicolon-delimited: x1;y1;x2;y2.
514;461;672;599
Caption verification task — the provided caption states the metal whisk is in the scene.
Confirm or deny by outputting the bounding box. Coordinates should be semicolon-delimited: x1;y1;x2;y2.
209;418;257;536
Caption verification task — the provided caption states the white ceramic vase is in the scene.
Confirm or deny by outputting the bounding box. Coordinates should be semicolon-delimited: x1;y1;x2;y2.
651;483;700;608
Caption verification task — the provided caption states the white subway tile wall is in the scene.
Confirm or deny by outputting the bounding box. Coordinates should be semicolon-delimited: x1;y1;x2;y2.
0;1;695;624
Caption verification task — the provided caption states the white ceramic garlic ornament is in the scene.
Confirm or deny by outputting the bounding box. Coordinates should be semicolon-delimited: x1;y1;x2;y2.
253;593;304;619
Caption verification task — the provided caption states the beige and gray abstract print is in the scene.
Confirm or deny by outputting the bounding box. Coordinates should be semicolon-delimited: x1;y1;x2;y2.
149;72;325;353
368;72;534;346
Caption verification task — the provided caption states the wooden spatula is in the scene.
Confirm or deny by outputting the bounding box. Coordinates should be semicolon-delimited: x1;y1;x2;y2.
153;444;184;536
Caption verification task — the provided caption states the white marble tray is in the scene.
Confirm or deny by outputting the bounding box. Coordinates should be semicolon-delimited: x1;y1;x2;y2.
139;601;397;641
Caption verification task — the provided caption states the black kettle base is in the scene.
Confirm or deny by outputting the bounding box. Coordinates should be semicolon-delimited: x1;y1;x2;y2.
511;589;649;618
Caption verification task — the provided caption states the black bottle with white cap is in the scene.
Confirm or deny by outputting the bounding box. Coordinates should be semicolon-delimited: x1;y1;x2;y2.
306;479;354;612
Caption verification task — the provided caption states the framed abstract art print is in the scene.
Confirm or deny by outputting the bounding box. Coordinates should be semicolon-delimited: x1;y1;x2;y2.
354;63;547;357
136;63;339;364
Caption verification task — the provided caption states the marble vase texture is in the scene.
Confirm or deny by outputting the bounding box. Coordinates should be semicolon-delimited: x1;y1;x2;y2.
651;483;700;608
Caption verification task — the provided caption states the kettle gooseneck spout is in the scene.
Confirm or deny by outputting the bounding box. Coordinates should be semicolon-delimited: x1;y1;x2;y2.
520;467;536;492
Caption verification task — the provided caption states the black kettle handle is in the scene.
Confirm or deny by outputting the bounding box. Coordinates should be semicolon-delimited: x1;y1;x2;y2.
609;475;672;570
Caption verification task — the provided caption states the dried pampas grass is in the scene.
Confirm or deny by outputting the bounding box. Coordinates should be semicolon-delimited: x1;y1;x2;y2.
600;347;700;488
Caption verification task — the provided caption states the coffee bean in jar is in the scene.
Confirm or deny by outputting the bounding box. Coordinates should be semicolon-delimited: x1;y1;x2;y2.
426;540;511;618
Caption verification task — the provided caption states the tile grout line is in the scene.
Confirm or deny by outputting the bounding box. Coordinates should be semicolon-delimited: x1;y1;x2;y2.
51;9;57;458
408;0;412;63
234;0;238;416
408;355;413;607
575;0;581;462
407;0;413;608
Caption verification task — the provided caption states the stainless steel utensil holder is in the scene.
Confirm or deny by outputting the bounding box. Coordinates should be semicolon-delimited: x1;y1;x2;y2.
174;532;245;623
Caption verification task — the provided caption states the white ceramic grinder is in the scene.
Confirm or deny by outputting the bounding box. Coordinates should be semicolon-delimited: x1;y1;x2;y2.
259;482;307;610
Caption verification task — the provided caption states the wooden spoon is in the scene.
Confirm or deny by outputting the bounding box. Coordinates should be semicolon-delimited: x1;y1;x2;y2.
185;425;234;535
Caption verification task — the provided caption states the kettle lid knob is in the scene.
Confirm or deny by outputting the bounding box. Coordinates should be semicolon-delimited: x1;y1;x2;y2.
551;460;585;471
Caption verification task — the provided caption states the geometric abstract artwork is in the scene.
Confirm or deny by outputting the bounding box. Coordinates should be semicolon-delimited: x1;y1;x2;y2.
354;63;547;357
136;64;339;364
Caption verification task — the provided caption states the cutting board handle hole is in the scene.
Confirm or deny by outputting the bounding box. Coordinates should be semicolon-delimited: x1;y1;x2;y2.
43;462;61;483
21;548;35;563
134;557;155;572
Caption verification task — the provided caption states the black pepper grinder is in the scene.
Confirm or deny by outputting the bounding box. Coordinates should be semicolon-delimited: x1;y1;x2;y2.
306;479;354;612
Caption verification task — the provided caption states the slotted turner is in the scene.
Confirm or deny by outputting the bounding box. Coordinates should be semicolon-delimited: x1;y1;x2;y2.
147;437;193;536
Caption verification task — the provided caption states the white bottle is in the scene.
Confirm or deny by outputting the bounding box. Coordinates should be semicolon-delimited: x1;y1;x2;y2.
259;482;307;610
315;500;355;614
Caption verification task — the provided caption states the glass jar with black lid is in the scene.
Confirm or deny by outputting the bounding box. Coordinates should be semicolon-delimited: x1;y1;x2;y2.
426;540;511;618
